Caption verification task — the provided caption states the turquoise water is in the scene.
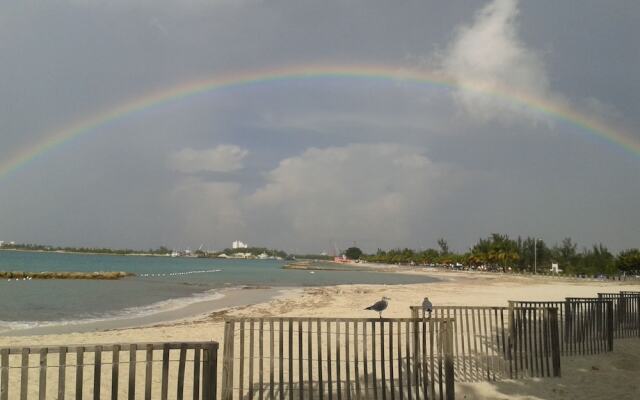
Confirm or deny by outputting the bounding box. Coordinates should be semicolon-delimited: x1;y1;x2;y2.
0;251;435;330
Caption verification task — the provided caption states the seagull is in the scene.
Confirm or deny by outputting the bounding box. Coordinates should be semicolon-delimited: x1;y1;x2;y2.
365;297;390;318
422;297;433;318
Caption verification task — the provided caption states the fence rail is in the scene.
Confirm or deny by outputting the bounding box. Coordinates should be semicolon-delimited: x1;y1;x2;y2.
409;306;560;382
0;341;218;400
221;317;455;400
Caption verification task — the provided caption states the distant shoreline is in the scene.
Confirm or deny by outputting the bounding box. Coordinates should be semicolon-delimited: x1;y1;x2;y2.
0;249;198;259
0;248;288;260
0;248;168;257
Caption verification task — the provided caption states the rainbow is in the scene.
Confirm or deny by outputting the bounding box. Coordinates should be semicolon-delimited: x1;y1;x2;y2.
1;64;638;179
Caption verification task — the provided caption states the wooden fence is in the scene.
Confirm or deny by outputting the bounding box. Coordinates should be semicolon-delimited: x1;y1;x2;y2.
0;341;218;400
221;317;455;400
597;292;640;338
408;306;560;382
509;299;613;356
506;302;567;355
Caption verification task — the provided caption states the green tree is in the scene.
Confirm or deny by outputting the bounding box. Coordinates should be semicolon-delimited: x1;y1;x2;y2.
437;238;449;256
551;237;578;271
471;233;520;272
517;237;550;272
419;248;440;264
345;247;363;260
616;249;640;272
577;244;615;275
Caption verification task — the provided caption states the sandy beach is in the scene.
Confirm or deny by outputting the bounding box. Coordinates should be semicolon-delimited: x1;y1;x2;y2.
1;269;639;399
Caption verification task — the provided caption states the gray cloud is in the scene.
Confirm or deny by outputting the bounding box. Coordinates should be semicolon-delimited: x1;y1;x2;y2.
169;145;249;173
169;178;246;246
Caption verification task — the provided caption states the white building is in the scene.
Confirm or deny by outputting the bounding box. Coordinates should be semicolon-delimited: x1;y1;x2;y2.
551;263;562;274
232;240;248;249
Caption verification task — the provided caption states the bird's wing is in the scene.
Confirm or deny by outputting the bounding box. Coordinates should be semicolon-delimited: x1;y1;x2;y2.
365;300;385;310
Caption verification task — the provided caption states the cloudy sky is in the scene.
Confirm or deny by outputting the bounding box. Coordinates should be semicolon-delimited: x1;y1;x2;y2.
1;0;638;253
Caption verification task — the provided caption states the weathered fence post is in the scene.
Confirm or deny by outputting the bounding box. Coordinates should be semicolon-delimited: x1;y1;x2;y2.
606;301;614;351
442;320;455;400
636;296;640;338
507;301;514;356
564;298;572;354
202;342;219;400
222;321;236;400
1;348;8;400
212;342;220;400
548;308;561;377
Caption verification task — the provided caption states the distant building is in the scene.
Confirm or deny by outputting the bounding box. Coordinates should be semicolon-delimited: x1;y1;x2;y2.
551;263;562;274
232;240;248;249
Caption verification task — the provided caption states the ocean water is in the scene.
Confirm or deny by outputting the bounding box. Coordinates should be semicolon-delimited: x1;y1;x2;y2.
0;251;436;331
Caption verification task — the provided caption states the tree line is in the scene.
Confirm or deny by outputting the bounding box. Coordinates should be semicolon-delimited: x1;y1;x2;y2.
0;242;172;255
359;234;640;276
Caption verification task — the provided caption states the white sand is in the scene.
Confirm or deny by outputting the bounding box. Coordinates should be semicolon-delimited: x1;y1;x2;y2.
1;270;639;399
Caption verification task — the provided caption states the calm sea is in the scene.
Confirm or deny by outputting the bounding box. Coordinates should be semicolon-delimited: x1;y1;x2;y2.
0;251;435;331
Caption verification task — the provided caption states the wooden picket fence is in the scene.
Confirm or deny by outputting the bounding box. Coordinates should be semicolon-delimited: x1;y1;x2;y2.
597;292;640;338
0;342;218;400
409;306;560;382
221;317;455;400
510;299;614;356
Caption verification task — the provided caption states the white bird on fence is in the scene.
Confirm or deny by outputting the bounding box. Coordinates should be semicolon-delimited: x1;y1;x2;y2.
422;297;433;318
365;296;390;318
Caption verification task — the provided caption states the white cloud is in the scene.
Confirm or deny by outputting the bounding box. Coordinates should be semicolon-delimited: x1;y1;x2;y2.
169;145;248;173
246;143;458;247
439;0;553;123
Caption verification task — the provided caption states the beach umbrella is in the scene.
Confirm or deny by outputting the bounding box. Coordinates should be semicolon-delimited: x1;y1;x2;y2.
422;297;433;318
365;297;390;318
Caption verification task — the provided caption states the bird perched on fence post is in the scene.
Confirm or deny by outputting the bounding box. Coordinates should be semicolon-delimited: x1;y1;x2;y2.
365;296;390;318
422;297;433;318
